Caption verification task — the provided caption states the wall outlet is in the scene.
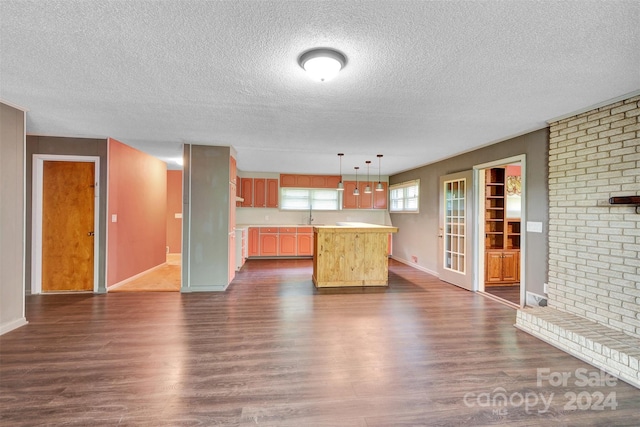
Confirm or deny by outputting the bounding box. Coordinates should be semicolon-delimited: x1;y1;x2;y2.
544;283;548;294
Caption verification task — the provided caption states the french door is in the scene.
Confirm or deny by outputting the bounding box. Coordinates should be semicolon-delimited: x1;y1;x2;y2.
438;170;474;291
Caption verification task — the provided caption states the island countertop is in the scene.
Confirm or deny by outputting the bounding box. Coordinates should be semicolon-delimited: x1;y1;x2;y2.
314;222;397;232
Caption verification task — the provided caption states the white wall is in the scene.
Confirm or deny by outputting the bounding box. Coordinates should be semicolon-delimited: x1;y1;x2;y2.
0;102;27;334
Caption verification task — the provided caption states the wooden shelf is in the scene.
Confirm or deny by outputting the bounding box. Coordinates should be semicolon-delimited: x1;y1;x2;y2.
484;167;520;284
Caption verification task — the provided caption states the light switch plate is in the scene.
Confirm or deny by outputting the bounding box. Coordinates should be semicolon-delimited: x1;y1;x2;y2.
175;213;182;219
527;221;543;233
111;214;117;223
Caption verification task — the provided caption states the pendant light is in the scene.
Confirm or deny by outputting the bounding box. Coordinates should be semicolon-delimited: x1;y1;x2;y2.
364;160;372;193
337;153;344;191
375;154;384;191
353;166;360;196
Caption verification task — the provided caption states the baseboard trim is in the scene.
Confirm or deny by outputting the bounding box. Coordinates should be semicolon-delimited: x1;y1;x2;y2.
180;283;229;292
0;317;28;335
390;256;439;277
107;262;166;291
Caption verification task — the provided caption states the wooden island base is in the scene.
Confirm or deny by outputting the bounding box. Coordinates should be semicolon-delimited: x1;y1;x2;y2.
312;223;398;288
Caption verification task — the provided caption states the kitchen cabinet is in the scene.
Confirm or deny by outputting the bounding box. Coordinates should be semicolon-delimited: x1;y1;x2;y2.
342;181;359;209
359;185;373;209
297;227;313;256
278;227;297;256
485;250;520;284
266;179;278;207
342;180;387;209
247;226;314;257
248;227;260;257
252;178;279;208
259;227;278;256
280;174;341;189
240;178;253;207
374;182;388;209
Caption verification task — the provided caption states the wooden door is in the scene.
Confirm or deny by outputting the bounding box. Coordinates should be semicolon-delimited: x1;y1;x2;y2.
42;161;94;292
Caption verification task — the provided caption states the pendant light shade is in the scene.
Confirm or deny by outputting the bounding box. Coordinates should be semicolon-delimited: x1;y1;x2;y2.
299;48;347;82
364;160;372;194
375;154;384;191
353;167;360;196
337;153;344;191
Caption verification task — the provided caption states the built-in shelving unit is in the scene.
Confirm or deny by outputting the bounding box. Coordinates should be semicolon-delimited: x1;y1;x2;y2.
484;167;520;285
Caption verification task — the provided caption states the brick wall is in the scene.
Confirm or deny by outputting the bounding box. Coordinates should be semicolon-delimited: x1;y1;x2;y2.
548;95;640;338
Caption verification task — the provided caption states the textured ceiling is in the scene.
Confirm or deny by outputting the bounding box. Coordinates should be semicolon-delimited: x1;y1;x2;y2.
1;1;639;175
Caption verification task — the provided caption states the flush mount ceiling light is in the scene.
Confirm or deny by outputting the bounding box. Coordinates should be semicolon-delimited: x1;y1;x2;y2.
298;48;346;82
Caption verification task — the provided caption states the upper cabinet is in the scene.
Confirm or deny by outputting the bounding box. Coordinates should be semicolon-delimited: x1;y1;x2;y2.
239;177;278;208
280;174;341;189
240;178;253;207
342;181;388;210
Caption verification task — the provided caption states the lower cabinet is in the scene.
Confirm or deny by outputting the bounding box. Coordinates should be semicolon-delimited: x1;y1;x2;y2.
297;231;313;256
259;231;278;256
248;226;314;257
248;227;260;256
279;233;297;256
485;250;520;284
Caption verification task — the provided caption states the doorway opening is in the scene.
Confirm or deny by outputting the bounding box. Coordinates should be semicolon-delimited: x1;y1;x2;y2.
108;168;183;293
474;155;526;307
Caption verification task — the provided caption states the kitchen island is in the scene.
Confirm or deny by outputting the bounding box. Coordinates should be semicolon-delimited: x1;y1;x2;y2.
313;222;398;288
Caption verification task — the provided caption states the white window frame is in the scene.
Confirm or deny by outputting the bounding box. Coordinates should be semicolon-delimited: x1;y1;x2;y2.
280;188;340;211
389;179;420;213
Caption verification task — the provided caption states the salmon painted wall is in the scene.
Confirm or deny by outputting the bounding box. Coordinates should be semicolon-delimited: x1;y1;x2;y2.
107;138;167;287
166;170;182;253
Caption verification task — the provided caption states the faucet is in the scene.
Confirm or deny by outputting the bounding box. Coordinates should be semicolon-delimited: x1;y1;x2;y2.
308;205;314;225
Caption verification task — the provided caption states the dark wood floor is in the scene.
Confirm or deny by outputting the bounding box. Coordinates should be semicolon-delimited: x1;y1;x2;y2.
2;259;639;426
485;284;521;306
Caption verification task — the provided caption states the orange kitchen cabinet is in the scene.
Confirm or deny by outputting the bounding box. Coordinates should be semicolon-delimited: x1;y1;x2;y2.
248;227;260;256
240;178;253;207
297;232;313;256
259;229;278;256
